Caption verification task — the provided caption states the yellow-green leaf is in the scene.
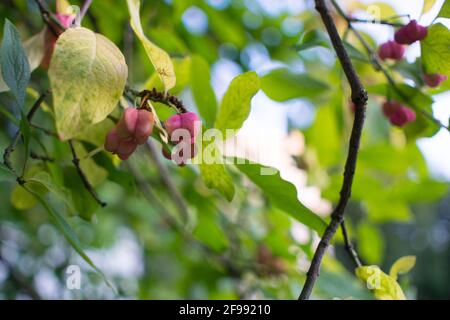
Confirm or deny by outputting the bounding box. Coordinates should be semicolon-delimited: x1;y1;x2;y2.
389;256;416;280
422;0;437;15
355;265;406;300
197;138;235;201
48;27;128;140
214;71;259;137
421;23;450;77
126;0;175;91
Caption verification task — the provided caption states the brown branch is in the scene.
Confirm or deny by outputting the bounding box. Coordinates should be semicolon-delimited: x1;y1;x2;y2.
68;140;106;207
125;86;187;114
299;0;368;300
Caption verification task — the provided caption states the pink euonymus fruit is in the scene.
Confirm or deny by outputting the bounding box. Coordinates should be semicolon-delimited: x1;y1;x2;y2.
164;112;201;165
42;13;75;69
378;40;405;61
424;73;448;88
382;100;416;127
104;108;154;160
394;20;428;45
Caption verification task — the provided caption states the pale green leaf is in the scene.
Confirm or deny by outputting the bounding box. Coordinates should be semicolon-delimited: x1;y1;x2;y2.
437;0;450;18
421;23;450;77
422;0;437;15
48;27;127;140
261;68;329;102
355;265;406;300
235;160;326;234
357;222;384;264
198;140;235;201
389;256;416;280
214;71;259;137
191;55;217;128
126;0;175;91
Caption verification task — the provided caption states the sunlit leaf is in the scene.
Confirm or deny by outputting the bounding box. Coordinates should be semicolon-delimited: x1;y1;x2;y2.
261;68;329;102
355;265;406;300
191;55;217;128
48;27;127;140
235;160;326;234
389;256;416;280
126;0;175;91
214;71;259;137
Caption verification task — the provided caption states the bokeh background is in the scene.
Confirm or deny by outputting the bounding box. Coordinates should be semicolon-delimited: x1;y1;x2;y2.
0;0;449;299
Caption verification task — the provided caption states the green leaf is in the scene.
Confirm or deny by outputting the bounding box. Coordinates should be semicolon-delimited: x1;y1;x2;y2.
389;256;416;280
357;222;384;264
422;0;437;15
198;140;235;201
22;185;115;292
437;0;450;18
214;71;259;137
191;55;217;128
421;23;450;77
261;68;329;102
235;160;326;234
0;30;45;93
0;19;30;108
355;265;406;300
49;27;127;140
296;30;330;51
126;0;175;91
343;41;370;63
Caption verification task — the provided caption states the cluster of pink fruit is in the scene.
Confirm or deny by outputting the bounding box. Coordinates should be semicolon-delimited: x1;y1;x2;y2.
104;108;201;163
376;20;447;127
378;20;447;88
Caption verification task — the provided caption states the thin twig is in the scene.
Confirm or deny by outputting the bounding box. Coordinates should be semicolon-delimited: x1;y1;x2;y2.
299;0;368;300
68;140;107;207
30;151;54;162
347;18;403;27
341;220;362;267
79;0;94;22
145;140;189;222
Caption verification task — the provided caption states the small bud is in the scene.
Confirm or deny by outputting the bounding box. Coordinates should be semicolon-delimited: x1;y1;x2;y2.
424;73;448;88
382;100;402;117
394;20;428;45
378;41;405;61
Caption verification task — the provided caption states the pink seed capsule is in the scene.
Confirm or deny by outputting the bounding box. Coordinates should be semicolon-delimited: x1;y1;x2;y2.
382;100;402;117
394;20;428;45
389;106;416;127
134;109;154;145
117;108;139;140
104;128;120;153
424;73;448;88
165;112;201;145
116;139;138;160
378;41;405;61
